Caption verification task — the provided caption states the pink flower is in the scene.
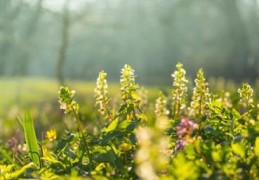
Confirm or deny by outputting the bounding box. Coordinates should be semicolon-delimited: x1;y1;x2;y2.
177;118;198;137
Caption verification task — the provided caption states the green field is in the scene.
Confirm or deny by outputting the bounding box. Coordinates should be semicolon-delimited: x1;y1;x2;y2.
0;77;162;138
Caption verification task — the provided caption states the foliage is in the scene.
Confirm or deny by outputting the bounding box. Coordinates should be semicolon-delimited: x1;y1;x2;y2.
0;63;258;179
18;110;41;167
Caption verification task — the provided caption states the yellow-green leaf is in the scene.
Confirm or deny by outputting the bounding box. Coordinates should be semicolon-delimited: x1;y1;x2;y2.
232;143;245;158
105;118;119;133
212;151;222;162
255;137;259;157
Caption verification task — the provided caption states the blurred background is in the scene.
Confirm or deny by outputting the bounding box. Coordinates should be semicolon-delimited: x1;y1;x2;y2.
0;0;258;85
1;0;259;140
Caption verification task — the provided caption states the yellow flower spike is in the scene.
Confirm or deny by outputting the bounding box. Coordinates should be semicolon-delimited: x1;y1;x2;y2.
46;129;57;142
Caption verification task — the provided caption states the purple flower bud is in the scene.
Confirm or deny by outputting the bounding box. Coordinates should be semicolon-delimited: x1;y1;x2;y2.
7;137;21;153
175;140;187;151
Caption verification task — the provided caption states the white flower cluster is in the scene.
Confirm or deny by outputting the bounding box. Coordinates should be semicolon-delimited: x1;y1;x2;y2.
58;87;79;114
238;83;254;108
155;92;169;119
120;64;135;83
171;63;188;118
216;92;233;108
94;71;109;114
191;69;211;117
120;64;140;103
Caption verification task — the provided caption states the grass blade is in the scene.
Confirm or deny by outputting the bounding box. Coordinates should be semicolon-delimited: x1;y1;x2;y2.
23;109;40;167
0;148;20;169
17;117;24;133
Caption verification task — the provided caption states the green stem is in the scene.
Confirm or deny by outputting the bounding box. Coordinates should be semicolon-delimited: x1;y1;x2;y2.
72;109;92;167
105;107;113;122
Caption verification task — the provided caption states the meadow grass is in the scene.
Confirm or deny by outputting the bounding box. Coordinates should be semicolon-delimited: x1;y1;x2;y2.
0;77;161;139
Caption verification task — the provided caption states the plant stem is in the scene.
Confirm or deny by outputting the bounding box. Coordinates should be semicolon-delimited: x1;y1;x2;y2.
72;109;92;166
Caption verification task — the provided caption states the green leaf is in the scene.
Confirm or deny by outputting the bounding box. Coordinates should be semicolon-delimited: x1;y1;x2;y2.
92;175;109;180
255;137;259;157
118;119;131;130
5;163;35;179
172;153;199;179
16;117;24;132
23;110;41;167
105;118;119;133
232;143;245;158
100;131;119;145
55;133;74;154
0;149;20;169
138;113;147;121
212;151;222;162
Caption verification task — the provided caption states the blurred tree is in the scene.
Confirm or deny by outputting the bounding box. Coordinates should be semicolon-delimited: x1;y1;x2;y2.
220;0;250;80
57;0;70;85
15;0;43;76
0;0;22;75
0;0;258;83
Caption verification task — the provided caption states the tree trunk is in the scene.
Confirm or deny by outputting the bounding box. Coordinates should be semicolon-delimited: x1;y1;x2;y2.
57;0;70;85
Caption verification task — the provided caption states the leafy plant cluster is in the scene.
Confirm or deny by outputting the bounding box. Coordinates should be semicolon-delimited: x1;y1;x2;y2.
0;63;259;179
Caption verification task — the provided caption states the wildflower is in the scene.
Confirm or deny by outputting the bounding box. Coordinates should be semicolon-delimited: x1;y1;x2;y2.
171;63;188;118
155;92;169;119
191;69;211;118
58;86;79;114
238;83;254;109
46;129;57;141
7;137;21;153
120;64;140;104
155;92;170;130
216;91;232;108
175;140;187;151
136;127;170;179
136;162;158;180
138;86;148;109
177;118;198;138
94;71;109;114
